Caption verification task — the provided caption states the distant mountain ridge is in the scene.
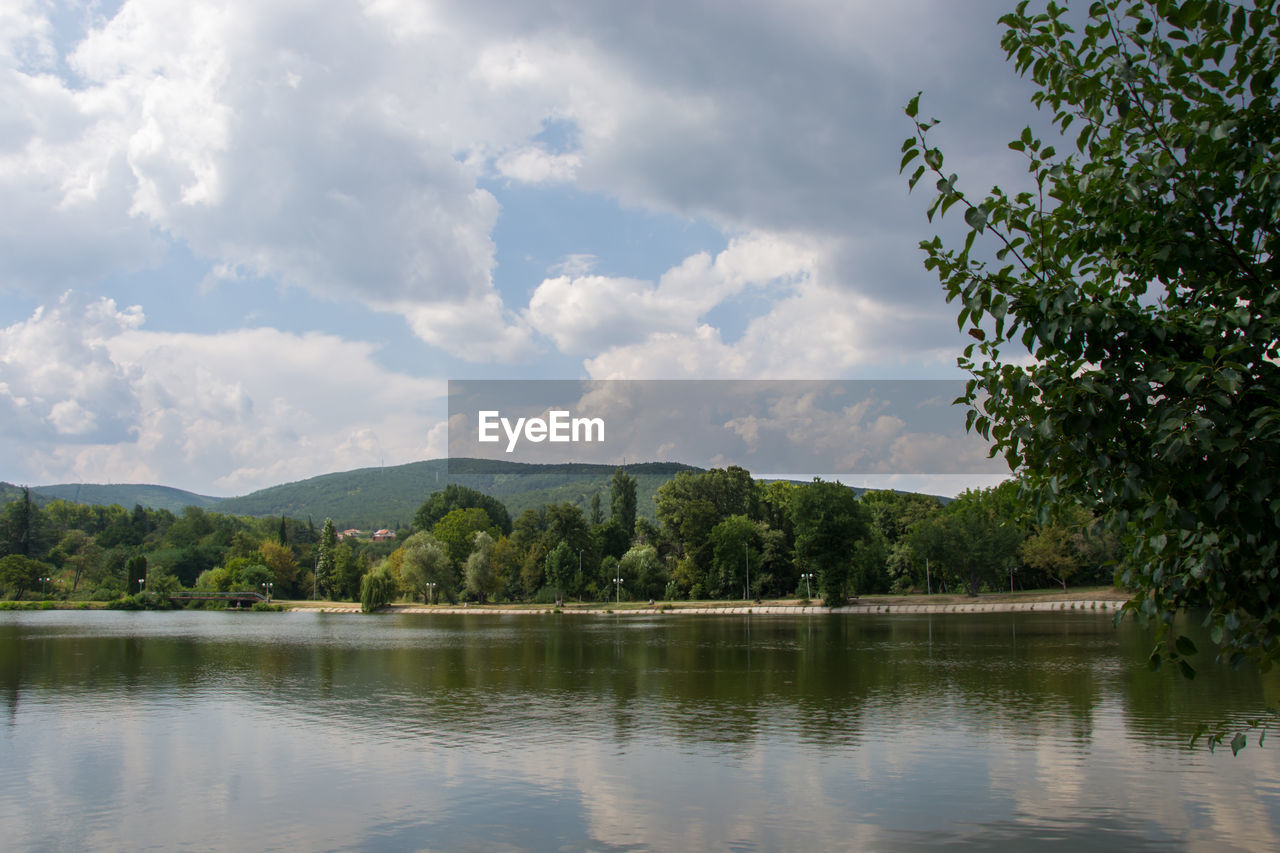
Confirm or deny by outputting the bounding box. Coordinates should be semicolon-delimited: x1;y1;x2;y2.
18;459;702;529
29;483;223;514
12;459;937;530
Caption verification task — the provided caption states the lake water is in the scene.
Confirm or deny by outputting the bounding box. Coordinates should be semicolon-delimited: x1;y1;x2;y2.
2;610;1278;851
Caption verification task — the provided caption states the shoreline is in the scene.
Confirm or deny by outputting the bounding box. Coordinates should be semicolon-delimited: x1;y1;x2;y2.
287;594;1128;616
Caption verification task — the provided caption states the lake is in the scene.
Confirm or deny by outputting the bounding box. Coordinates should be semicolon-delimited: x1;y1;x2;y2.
2;610;1278;851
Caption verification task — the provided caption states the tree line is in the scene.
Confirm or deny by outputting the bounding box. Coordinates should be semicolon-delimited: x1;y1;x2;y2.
1;468;1118;607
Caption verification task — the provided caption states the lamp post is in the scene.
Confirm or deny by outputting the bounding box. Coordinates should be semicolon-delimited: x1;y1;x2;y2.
261;581;273;602
39;576;51;596
137;578;145;595
426;581;436;605
1010;566;1016;594
613;576;623;605
800;572;814;600
577;548;583;603
744;542;750;601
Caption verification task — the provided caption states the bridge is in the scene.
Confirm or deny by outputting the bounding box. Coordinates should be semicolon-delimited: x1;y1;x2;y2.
169;591;270;608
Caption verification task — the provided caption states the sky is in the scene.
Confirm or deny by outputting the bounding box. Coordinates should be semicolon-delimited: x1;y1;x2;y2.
0;0;1039;497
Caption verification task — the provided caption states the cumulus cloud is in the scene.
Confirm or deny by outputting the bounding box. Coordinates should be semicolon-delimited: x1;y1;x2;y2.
581;244;965;379
2;0;542;357
527;233;817;355
0;0;1035;492
0;293;445;494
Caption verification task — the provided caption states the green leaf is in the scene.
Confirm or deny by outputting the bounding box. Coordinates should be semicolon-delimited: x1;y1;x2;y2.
964;205;988;233
1230;733;1247;756
1176;635;1197;656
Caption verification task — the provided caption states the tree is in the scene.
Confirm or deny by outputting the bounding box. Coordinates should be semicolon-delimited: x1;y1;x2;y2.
618;545;664;601
0;487;46;558
414;484;512;535
902;1;1280;670
464;531;501;603
708;515;761;599
125;555;148;596
400;532;451;603
609;469;638;536
360;560;396;612
1020;521;1082;592
258;541;298;597
910;490;1024;597
544;541;576;603
0;554;46;599
329;542;363;601
791;479;871;606
431;508;500;567
315;518;337;599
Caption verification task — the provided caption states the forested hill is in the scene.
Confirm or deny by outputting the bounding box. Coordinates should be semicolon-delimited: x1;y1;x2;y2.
217;459;697;527
28;483;222;514
21;459;701;529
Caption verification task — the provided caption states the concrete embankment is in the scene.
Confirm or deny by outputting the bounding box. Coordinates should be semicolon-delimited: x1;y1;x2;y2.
289;600;1124;616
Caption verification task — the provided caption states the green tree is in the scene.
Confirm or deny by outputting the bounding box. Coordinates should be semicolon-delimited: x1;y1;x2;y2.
414;484;512;535
0;554;47;599
431;508;500;567
125;555;148;596
360;560;396;612
315;518;336;599
618;545;665;601
258;540;298;597
1;487;46;558
610;469;638;536
544;540;576;603
902;0;1280;668
464;531;501;603
708;515;761;600
909;490;1024;597
329;542;363;601
1020;520;1082;592
791;479;871;606
400;532;451;603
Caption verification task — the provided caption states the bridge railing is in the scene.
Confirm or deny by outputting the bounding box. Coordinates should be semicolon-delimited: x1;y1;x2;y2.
169;591;269;603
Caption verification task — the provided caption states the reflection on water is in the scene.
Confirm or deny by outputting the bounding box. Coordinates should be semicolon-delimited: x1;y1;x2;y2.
1;611;1278;851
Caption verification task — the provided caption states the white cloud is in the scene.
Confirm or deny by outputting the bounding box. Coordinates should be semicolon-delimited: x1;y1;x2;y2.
495;146;581;183
582;245;964;379
0;293;444;494
528;233;817;355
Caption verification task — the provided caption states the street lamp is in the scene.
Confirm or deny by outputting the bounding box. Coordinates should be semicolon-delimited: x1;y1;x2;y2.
137;578;145;595
261;581;273;602
800;572;814;600
426;581;436;605
39;576;51;596
613;576;623;605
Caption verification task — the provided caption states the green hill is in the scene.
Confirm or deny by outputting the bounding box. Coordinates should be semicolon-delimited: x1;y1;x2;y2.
14;460;927;531
1;482;34;504
215;460;451;528
31;483;222;514
216;459;696;529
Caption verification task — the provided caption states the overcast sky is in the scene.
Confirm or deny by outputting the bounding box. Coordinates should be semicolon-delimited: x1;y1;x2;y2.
1;0;1036;497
